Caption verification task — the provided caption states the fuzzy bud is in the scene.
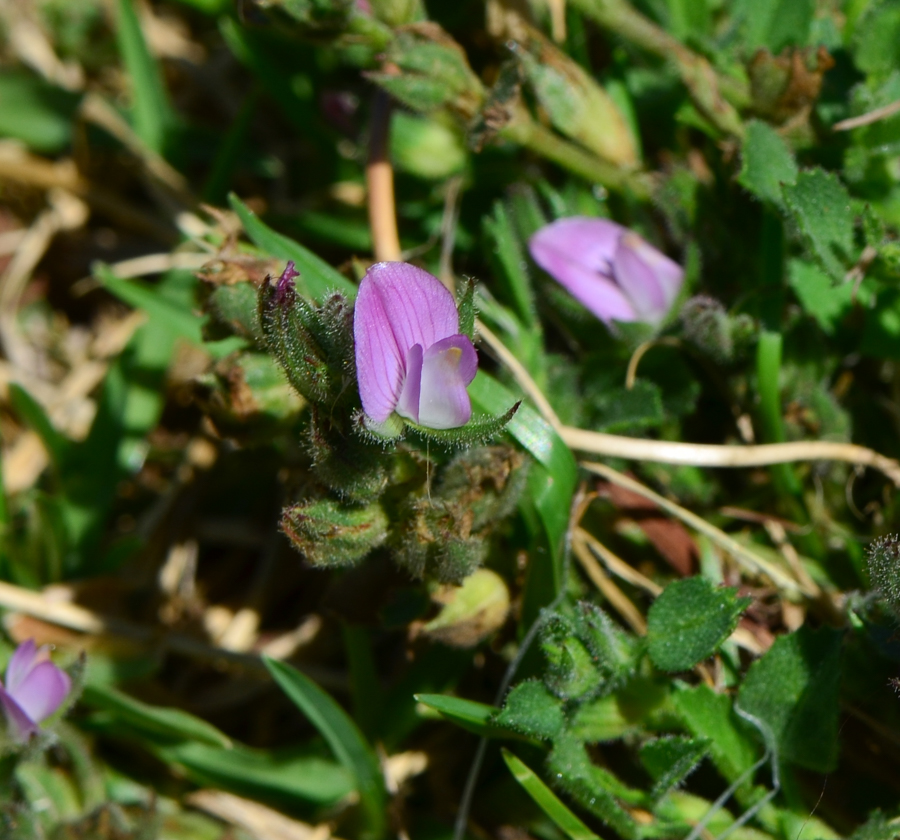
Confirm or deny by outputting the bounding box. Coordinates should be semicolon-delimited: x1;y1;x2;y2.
281;498;390;568
867;534;900;611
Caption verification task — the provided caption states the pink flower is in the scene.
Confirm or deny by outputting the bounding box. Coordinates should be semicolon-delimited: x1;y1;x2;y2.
353;262;477;430
0;639;71;741
529;217;684;327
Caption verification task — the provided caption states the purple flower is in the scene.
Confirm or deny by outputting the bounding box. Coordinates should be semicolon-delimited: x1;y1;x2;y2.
354;262;477;430
529;217;684;327
0;639;71;741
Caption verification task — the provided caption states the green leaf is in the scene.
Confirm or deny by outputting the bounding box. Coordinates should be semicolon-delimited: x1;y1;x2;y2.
457;277;476;341
414;693;502;737
494;679;565;740
592;380;665;433
542;623;603;701
206;281;264;342
468;371;577;621
169;0;231;13
738;120;798;207
228;193;356;301
371;28;483;118
737;624;843;772
405;401;520;448
502;749;601;840
115;0;176;154
547;732;639;838
345;625;384;740
156;741;354;806
862;287;900;360
484;200;538;329
849;810;900;840
219;17;325;139
755;329;802;495
787;260;855;335
96;266;203;345
390;111;467;180
80;684;230;748
203;90;260;205
672;685;758;786
8;384;69;473
782;168;855;281
734;0;813;52
647;577;750;672
264;657;386;840
665;0;710;39
569;674;670;744
513;31;636;167
639;735;709;799
0;71;81;153
852;0;900;80
378;646;471;750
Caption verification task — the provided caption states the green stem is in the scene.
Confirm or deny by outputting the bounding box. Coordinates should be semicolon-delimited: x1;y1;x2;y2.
759;209;784;330
502;111;655;201
569;0;748;137
343;623;383;740
756;331;803;497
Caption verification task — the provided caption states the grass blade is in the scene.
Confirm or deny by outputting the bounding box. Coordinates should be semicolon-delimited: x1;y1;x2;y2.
81;683;231;748
8;384;68;473
115;0;177;155
415;694;502;738
469;371;577;622
264;657;386;840
502;749;600;840
228;193;357;301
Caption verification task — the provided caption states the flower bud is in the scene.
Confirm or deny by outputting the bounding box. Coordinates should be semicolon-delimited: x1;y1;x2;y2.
529;217;684;329
867;534;900;612
510;26;638;168
368;24;484;122
0;640;72;743
423;569;510;648
281;499;390;568
260;262;354;406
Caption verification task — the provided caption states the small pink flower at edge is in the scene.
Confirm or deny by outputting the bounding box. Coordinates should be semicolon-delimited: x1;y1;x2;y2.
0;639;71;741
529;217;684;328
353;262;478;430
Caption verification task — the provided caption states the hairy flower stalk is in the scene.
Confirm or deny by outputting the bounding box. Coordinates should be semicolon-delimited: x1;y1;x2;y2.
0;639;71;741
354;262;477;430
529;217;684;328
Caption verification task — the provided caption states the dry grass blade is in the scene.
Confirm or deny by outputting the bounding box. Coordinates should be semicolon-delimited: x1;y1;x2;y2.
477;314;900;486
579;461;812;597
576;527;662;596
186;790;336;840
563;428;900;487
0;581;344;688
832;99;900;131
572;529;647;634
475;319;564;430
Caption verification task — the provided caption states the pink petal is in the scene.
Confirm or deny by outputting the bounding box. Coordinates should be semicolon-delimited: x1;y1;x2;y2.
529;217;624;280
6;639;41;694
11;661;70;724
366;262;460;353
354;263;461;423
613;233;683;324
0;685;38;741
529;218;637;324
354;269;406;422
538;255;637;324
396;343;424;424
417;335;478;429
